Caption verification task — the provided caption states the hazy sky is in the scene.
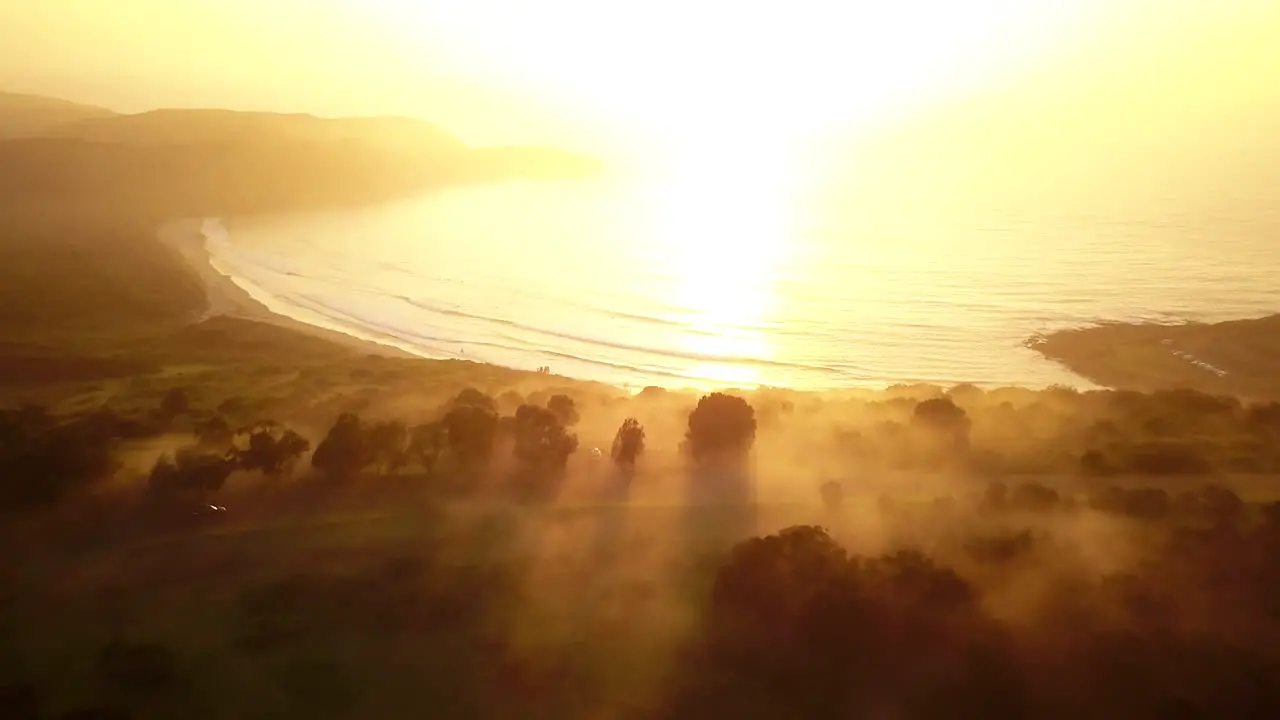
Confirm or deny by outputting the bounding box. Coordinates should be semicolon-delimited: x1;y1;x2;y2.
2;1;1278;156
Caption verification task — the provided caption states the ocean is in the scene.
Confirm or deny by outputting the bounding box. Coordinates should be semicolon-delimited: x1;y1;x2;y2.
202;162;1280;391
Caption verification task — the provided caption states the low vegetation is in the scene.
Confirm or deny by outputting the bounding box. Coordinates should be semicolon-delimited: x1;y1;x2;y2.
4;369;1280;718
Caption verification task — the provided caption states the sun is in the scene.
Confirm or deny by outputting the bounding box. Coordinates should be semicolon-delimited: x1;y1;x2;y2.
346;0;1110;387
356;0;1109;158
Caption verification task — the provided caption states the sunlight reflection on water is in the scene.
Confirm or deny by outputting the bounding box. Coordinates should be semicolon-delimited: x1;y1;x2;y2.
207;162;1280;391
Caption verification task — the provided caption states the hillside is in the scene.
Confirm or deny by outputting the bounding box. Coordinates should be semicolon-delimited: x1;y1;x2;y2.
0;102;601;215
0;95;600;345
45;108;466;156
0;91;118;138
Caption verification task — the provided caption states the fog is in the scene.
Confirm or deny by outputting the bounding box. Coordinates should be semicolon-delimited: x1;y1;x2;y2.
5;371;1278;717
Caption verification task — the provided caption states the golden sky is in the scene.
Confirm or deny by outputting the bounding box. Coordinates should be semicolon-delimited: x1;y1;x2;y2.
2;0;1278;156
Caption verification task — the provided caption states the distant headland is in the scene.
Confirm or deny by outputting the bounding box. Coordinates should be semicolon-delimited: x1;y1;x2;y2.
1028;314;1280;399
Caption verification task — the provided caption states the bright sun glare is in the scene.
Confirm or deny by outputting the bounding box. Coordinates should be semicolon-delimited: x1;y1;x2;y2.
353;0;1106;387
363;0;1104;159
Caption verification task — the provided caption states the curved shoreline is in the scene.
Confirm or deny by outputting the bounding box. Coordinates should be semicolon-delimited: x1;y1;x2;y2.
155;218;415;359
1028;314;1280;399
162;219;1280;397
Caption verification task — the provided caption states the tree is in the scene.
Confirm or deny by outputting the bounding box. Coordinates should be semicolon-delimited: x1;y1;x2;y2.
150;448;237;498
174;447;237;493
406;422;445;474
238;425;310;477
311;413;369;481
547;394;580;427
670;527;1004;719
449;388;496;414
277;430;312;470
497;390;526;414
685;393;757;463
1;412;120;510
711;525;850;630
159;388;190;420
512;404;578;473
194;416;233;450
368;420;408;475
819;480;844;512
911;397;971;453
147;454;180;497
1175;485;1244;529
611;418;646;468
442;404;497;472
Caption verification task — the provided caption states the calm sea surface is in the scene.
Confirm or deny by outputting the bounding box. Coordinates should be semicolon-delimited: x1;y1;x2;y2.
204;160;1280;390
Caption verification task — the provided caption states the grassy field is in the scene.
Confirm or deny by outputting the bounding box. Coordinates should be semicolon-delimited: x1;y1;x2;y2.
1031;314;1280;399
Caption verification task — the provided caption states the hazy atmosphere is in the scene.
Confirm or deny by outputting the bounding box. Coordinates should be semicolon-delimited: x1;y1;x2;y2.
4;2;1280;719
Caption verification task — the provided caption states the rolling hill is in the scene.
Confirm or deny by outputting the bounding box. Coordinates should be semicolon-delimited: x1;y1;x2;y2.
0;93;601;344
0;91;118;138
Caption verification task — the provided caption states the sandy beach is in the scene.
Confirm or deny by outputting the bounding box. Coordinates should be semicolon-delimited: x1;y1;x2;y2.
155;218;415;359
157;218;1280;398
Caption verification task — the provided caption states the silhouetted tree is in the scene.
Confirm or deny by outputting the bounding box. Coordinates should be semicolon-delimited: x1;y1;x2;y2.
610;417;645;468
442;403;497;472
819;480;844;511
965;529;1036;565
497;390;526;414
159;388;190;420
406;422;445;474
450;388;497;414
175;447;237;492
1080;448;1111;476
669;526;1012;719
637;385;667;400
911;396;971;454
0;410;120;509
149;448;237;498
194;415;233;449
1175;484;1244;528
237;424;310;477
512;404;578;482
277;430;311;470
685;393;757;463
368;420;408;475
311;413;369;481
546;394;579;427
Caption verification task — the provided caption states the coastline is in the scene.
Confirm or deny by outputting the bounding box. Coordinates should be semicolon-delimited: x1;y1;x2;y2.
156;218;415;359
159;220;1280;399
1028;315;1280;399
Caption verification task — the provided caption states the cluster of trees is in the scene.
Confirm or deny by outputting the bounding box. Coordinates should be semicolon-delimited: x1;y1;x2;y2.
666;505;1280;718
11;380;1280;718
0;405;136;511
11;381;1280;519
1;384;760;514
147;421;311;502
811;385;1280;476
307;389;650;501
